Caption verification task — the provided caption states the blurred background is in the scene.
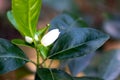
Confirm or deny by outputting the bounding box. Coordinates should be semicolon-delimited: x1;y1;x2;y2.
0;0;120;80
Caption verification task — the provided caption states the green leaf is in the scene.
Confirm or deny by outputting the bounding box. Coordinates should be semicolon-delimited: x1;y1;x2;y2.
48;14;109;59
73;77;103;80
66;12;88;27
35;68;73;80
0;38;29;74
36;24;50;39
38;44;49;59
7;11;18;30
12;0;42;37
98;50;120;80
50;14;88;33
11;39;34;48
35;68;103;80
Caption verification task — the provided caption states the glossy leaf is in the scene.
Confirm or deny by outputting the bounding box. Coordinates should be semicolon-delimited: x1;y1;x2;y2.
35;68;103;80
66;12;88;27
48;27;109;59
73;77;103;80
35;68;73;80
98;50;120;80
48;14;109;59
11;39;34;48
0;38;29;74
7;11;18;30
50;14;84;34
12;0;42;37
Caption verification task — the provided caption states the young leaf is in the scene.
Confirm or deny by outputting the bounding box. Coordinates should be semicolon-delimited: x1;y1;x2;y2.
12;0;42;37
11;39;34;48
35;68;73;80
0;38;29;74
7;11;18;30
38;44;49;59
36;24;50;39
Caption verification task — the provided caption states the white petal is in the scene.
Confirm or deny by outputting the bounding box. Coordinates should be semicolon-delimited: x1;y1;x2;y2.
34;34;39;41
41;29;60;46
25;36;33;43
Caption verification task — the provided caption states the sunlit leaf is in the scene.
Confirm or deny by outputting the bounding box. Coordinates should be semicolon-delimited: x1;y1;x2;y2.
12;0;42;37
38;44;49;59
11;39;34;48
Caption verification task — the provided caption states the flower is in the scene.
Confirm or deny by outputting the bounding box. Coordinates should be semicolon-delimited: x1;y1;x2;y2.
34;34;39;41
41;29;60;46
25;36;33;43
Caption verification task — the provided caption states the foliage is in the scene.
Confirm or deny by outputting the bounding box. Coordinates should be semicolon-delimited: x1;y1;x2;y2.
0;0;110;80
35;68;103;80
0;38;29;74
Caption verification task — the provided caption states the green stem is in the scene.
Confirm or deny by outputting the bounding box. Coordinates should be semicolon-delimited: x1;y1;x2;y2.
36;48;46;68
49;68;55;80
33;40;42;68
40;58;48;66
34;39;49;68
36;48;40;68
48;59;53;68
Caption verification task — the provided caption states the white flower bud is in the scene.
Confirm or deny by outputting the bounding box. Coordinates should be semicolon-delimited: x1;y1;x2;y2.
41;29;60;46
34;34;39;41
25;36;33;43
